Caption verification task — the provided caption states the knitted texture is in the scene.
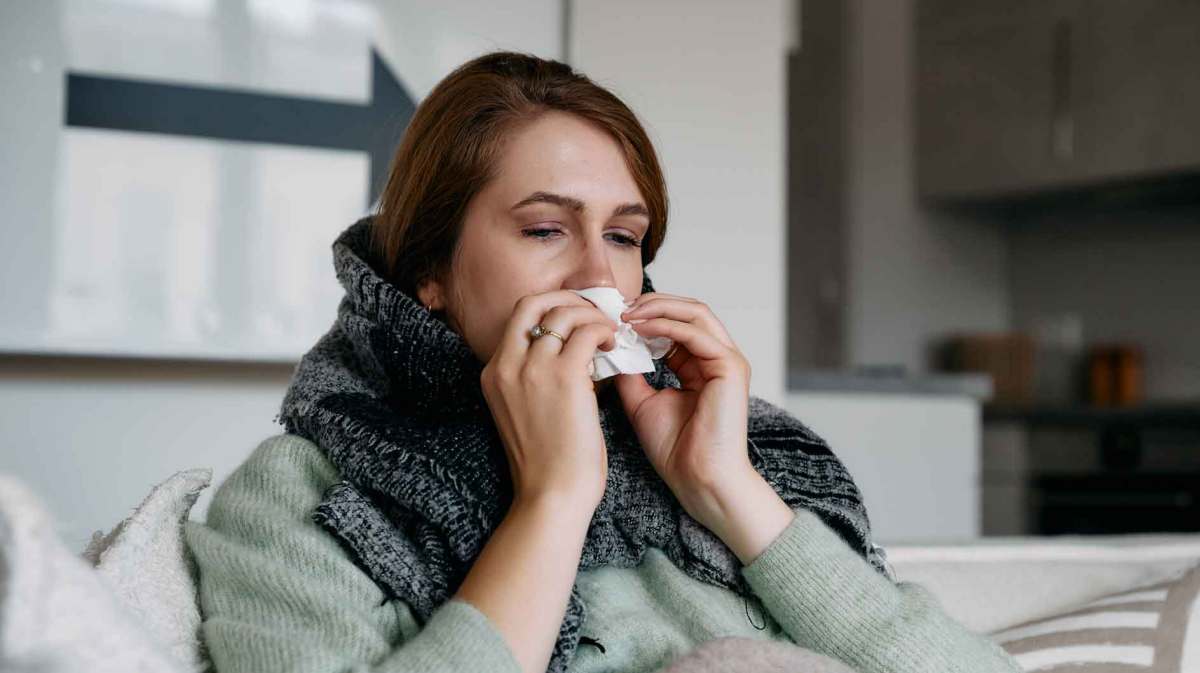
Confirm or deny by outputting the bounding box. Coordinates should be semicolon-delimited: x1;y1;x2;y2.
277;216;888;673
741;510;1021;672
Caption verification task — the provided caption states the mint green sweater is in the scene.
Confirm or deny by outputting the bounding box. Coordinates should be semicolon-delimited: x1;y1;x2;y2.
184;434;1019;673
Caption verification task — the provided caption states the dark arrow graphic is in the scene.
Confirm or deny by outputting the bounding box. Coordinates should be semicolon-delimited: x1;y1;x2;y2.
64;48;415;205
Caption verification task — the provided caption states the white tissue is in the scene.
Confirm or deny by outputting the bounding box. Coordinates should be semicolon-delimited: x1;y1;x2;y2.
570;287;674;381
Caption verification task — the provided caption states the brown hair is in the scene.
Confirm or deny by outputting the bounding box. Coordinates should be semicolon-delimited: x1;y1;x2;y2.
371;51;669;298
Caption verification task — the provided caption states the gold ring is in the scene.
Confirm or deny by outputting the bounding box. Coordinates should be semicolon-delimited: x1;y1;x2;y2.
665;343;680;359
529;324;566;344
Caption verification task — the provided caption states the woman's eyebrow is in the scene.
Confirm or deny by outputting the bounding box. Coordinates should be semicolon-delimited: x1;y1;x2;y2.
510;191;649;218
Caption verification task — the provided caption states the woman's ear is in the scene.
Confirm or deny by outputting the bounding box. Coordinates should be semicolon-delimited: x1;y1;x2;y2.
416;278;444;311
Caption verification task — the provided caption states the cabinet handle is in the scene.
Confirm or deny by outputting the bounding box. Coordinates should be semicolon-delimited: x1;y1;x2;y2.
1051;19;1075;161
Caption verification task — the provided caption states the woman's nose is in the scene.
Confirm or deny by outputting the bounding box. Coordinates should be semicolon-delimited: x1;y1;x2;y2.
562;238;617;291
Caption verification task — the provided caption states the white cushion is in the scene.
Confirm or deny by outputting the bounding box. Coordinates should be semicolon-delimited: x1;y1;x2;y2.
990;562;1200;671
0;472;192;673
888;534;1200;633
82;468;213;673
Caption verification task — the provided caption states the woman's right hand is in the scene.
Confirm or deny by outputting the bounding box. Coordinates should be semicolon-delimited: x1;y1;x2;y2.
480;290;618;513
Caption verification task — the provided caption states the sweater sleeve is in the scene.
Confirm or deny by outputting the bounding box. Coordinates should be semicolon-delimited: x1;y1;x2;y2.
184;434;523;673
740;509;1021;673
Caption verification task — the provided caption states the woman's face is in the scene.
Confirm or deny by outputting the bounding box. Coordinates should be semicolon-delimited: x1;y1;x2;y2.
419;110;649;366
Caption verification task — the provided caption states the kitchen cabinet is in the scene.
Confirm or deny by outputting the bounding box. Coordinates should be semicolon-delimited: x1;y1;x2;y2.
1074;1;1200;183
917;0;1081;198
983;406;1200;535
918;0;1200;202
786;391;982;541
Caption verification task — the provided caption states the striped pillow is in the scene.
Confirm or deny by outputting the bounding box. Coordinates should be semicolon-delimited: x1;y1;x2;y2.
991;563;1200;672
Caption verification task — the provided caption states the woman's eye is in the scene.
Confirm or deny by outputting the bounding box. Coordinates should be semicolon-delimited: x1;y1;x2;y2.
522;227;562;241
606;232;642;248
521;226;641;248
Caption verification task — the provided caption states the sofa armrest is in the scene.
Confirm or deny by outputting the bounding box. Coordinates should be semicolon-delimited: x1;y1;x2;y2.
886;533;1200;632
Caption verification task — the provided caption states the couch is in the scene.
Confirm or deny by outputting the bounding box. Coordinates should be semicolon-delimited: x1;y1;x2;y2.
3;467;1199;673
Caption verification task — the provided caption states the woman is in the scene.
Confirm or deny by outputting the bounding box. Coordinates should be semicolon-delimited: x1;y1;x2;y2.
185;51;1019;673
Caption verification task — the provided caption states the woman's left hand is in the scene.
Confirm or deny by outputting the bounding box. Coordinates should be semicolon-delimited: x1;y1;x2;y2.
613;293;792;561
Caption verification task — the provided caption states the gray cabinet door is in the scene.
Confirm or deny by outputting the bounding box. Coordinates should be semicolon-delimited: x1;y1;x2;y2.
917;0;1082;199
1074;0;1200;183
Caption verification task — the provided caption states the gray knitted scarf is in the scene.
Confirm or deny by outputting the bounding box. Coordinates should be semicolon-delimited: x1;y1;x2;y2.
278;216;889;673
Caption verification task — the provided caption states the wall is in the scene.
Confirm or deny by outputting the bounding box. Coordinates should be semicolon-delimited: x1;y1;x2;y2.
843;0;1010;373
571;0;791;405
0;357;291;550
1009;204;1200;401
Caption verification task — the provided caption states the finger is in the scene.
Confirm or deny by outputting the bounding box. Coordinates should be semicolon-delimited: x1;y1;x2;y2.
629;318;730;361
627;291;702;309
559;323;621;372
663;340;688;369
528;305;617;359
622;298;735;349
613;371;656;418
497;291;597;361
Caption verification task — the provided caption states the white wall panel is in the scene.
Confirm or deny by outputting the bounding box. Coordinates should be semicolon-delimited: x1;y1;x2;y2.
571;0;791;405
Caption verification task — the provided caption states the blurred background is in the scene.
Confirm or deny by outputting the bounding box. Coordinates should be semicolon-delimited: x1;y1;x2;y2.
1;0;1197;550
